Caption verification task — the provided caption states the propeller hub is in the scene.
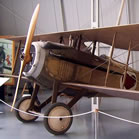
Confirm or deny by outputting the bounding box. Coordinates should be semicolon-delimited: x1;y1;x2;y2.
23;41;46;78
20;53;25;61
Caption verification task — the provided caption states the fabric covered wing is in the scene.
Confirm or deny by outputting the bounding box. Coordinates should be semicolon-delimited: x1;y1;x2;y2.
63;82;139;101
8;24;139;51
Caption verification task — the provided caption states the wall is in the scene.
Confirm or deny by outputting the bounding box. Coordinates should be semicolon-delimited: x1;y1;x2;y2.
0;0;139;70
0;0;137;35
0;0;91;35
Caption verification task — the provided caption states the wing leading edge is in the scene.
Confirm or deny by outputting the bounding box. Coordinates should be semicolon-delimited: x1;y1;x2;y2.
63;82;139;101
8;24;139;51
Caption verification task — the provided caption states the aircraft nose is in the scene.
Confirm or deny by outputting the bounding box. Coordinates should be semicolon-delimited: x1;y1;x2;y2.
23;45;35;73
23;41;46;78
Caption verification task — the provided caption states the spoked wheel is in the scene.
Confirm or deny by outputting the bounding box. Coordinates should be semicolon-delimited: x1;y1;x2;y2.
44;103;73;135
15;96;40;123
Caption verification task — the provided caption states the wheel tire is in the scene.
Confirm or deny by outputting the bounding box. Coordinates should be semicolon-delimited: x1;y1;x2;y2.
44;103;73;135
15;96;39;123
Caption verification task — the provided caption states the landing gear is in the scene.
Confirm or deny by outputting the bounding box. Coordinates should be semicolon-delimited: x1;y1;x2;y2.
43;103;73;135
15;96;40;123
14;80;85;135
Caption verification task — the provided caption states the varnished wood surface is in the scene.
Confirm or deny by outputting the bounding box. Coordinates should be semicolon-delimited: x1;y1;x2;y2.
8;24;139;51
63;82;139;101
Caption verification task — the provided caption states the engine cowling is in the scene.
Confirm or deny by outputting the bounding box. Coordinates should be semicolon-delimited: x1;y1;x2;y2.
23;41;53;88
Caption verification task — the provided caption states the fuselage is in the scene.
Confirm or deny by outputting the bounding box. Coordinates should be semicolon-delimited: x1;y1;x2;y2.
23;41;138;91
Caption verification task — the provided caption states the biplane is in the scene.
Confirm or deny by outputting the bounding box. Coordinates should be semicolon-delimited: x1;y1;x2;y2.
3;4;139;135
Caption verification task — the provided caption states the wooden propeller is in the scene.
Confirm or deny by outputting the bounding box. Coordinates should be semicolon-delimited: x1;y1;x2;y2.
11;4;40;111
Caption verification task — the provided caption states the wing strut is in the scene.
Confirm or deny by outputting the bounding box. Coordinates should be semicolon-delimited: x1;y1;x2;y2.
122;41;131;89
105;33;117;86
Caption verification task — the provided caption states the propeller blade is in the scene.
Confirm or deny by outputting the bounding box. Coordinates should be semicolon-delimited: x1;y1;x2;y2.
11;4;40;111
24;4;40;64
11;61;24;111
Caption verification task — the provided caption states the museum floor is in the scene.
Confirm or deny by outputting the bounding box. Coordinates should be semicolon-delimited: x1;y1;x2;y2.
0;91;139;139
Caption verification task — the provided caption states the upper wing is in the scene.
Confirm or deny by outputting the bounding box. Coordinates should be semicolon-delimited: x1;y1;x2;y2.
63;82;139;101
8;24;139;51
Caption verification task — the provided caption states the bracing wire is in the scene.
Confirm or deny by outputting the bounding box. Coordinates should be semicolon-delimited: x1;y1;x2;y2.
78;39;139;84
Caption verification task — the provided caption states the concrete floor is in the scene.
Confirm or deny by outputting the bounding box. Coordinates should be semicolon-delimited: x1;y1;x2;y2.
0;92;139;139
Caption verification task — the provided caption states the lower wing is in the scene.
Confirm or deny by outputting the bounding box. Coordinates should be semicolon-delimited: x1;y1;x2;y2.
63;82;139;101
